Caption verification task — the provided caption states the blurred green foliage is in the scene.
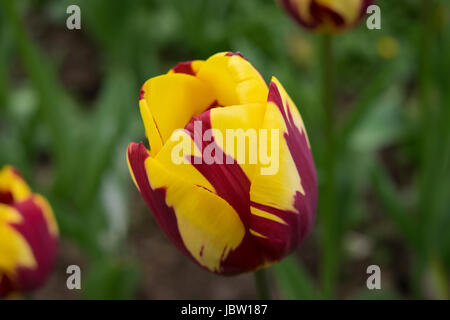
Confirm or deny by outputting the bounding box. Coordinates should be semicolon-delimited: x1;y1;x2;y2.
0;0;449;299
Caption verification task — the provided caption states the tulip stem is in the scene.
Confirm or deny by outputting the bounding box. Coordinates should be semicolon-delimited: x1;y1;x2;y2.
319;34;338;299
415;0;449;300
254;268;271;300
322;35;335;144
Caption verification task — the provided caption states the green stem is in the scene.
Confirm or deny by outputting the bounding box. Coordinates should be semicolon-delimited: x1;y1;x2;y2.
416;0;450;300
414;0;436;299
322;35;335;147
254;269;271;300
319;34;338;299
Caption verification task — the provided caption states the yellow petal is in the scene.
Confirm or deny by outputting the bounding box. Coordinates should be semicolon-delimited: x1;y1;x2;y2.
139;99;163;158
154;129;215;193
145;156;245;273
250;77;311;214
140;73;215;156
196;52;268;107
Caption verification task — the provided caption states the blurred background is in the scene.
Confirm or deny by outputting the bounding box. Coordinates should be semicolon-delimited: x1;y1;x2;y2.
0;0;449;299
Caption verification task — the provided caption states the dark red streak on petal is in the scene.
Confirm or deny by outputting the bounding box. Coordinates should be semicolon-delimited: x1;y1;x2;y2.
224;52;248;61
171;61;196;76
127;143;192;259
0;276;14;297
184;111;279;274
249;192;311;258
128;142;263;275
206;100;222;110
184;111;251;228
0;191;13;204
228;82;318;268
284;101;318;227
267;82;318;237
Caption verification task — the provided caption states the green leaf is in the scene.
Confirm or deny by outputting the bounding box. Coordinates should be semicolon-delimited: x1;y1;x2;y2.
338;62;402;152
75;68;137;208
273;256;319;300
83;257;140;300
371;163;417;247
348;87;408;153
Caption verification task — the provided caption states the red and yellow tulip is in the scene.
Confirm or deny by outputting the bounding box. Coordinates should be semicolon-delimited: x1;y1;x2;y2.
279;0;374;33
127;52;317;275
0;166;58;297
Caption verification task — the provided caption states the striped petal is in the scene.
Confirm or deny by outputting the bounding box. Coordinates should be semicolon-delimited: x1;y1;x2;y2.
248;77;317;256
127;142;246;273
208;103;267;181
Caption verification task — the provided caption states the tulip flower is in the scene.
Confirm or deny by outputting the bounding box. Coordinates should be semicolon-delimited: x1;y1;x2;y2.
0;166;58;297
127;52;317;275
279;0;374;33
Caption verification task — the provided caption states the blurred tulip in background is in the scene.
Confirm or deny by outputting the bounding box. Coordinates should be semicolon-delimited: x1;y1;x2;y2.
0;166;58;298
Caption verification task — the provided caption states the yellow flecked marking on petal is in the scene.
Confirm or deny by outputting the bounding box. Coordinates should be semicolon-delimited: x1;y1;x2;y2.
250;229;268;239
0;204;36;276
251;206;287;225
0;166;31;203
33;195;58;236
